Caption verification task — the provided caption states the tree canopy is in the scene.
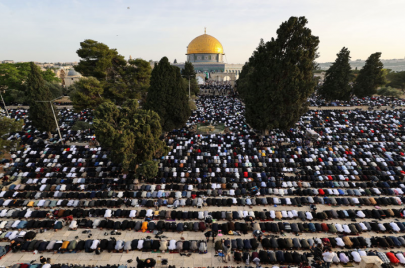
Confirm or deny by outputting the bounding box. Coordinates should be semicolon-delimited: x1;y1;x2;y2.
0;63;60;104
145;57;191;132
74;39;124;80
238;16;319;132
26;62;58;138
0;115;23;155
387;71;405;92
93;99;169;172
377;86;402;98
74;40;152;105
103;58;152;103
352;52;385;98
70;77;107;111
318;47;353;101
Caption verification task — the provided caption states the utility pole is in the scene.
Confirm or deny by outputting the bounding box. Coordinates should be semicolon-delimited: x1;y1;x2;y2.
182;75;194;99
36;96;64;142
0;90;9;117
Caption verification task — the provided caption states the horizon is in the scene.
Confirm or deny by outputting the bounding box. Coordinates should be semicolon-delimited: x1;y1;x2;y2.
1;0;404;64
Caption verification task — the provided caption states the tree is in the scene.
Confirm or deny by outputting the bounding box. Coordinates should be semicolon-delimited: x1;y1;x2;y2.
74;40;152;104
378;86;402;98
0;63;60;104
70;77;106;111
387;71;405;92
174;59;177;64
26;62;58;138
46;82;63;99
318;47;352;101
93;99;169;172
352;52;385;98
181;62;199;96
0;115;23;155
74;39;124;80
136;160;159;178
71;121;93;131
0;63;31;92
42;69;61;83
104;58;152;104
145;57;191;132
238;16;319;132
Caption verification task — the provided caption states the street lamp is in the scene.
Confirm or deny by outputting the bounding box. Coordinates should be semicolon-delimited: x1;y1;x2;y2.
35;96;64;142
0;90;9;117
182;75;194;99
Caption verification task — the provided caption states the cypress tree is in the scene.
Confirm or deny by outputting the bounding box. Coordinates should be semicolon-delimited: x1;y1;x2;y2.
353;52;385;98
145;57;191;132
318;47;352;101
238;17;319;132
26;62;58;139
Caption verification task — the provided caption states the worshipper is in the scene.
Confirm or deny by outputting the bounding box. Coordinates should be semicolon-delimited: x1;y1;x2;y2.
322;248;337;268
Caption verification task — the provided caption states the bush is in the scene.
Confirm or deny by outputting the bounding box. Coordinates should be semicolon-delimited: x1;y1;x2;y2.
378;86;402;98
189;99;197;110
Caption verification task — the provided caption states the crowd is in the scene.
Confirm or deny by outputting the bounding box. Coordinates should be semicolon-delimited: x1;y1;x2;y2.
309;95;405;107
199;82;234;95
2;95;405;266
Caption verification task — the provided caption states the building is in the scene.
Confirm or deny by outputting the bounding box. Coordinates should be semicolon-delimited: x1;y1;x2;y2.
2;60;14;64
53;67;82;87
173;30;243;84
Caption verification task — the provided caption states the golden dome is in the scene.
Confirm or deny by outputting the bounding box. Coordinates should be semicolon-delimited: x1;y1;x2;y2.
186;34;224;55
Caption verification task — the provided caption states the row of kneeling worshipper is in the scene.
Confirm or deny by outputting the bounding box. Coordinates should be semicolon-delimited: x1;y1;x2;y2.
260;235;405;249
2;207;405;224
0;195;403;209
12;175;405;191
7;177;405;193
4;188;405;205
235;249;405;265
2;219;405;236
2;207;404;222
10;238;208;253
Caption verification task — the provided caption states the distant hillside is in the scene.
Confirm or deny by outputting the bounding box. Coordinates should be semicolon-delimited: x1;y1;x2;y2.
318;59;405;72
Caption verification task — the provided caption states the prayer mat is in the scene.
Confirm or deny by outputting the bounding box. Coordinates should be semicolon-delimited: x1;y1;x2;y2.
342;262;354;267
151;250;162;253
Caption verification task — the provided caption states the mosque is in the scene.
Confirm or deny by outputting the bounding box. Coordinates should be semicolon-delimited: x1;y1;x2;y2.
173;29;243;84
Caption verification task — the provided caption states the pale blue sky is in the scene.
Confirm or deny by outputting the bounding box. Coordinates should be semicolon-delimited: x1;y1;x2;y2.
0;0;404;64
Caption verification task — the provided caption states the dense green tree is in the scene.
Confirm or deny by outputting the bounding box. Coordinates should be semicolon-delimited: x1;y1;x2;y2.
136;160;159;178
26;62;58;139
74;39;124;80
46;82;63;99
238;17;319;132
0;115;23;155
70;77;107;111
74;40;152;104
93;99;169;172
352;52;385;98
0;63;60;103
0;63;31;92
237;61;254;100
387;71;405;92
181;62;199;96
378;86;402;98
104;58;152;103
42;69;61;83
318;47;353;101
145;57;191;132
71;121;93;131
